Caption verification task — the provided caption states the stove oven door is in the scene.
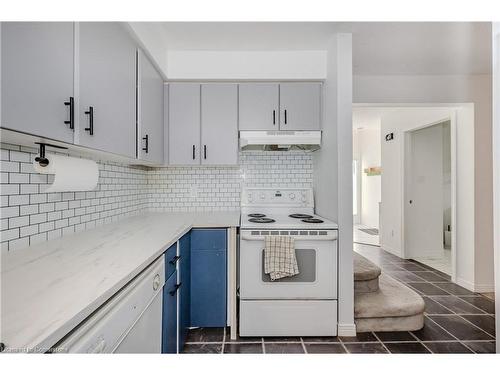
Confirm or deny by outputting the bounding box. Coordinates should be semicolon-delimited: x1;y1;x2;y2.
239;229;337;299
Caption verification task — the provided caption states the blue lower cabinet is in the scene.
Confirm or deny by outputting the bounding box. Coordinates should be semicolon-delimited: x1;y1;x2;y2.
178;232;191;350
190;229;227;327
162;270;179;353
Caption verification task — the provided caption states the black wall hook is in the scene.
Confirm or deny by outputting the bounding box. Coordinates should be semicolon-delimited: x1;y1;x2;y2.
34;142;68;167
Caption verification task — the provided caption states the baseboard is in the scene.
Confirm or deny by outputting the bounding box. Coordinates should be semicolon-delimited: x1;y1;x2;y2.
455;277;495;293
379;244;402;258
337;323;357;336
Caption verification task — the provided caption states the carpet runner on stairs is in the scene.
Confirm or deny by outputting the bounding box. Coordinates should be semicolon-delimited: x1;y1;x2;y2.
354;252;425;333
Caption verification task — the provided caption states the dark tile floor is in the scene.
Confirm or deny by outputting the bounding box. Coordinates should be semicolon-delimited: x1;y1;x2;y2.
181;244;496;354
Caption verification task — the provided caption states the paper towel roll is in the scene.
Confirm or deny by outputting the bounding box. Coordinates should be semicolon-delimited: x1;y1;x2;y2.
33;154;99;193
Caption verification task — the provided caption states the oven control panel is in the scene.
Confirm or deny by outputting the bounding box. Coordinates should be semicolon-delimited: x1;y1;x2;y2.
242;188;313;207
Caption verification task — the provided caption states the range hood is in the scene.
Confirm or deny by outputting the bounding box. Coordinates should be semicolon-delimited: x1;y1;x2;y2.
239;131;321;151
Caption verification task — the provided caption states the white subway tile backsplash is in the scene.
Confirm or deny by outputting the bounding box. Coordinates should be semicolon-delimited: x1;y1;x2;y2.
1;146;313;251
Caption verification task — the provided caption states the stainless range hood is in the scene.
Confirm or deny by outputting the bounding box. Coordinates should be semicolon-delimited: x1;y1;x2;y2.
239;131;321;151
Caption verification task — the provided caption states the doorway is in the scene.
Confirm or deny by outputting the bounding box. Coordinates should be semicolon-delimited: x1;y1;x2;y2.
404;120;455;276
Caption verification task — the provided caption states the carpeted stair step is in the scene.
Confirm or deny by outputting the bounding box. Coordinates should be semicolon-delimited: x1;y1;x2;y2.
354;252;381;293
354;274;425;332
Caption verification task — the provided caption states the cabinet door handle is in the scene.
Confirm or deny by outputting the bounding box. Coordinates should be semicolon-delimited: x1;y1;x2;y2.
192;145;196;160
169;282;182;296
272;110;276;125
84;106;94;135
64;97;74;130
169;255;181;265
204;145;207;160
284;109;287;125
142;134;149;153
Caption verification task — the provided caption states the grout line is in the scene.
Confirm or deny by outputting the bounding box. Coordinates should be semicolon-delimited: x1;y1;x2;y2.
261;338;265;354
372;332;391;354
221;327;225;354
300;338;307;354
337;339;349;354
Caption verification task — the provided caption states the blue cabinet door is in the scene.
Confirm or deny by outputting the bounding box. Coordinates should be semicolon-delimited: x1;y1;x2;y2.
178;232;191;350
162;270;178;353
190;229;227;327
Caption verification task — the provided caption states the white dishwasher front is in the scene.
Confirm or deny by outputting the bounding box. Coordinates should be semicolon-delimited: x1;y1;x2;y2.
56;255;165;353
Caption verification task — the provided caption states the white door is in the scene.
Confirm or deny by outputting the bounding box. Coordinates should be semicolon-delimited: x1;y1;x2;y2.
168;83;201;165
405;124;444;258
137;50;164;164
279;83;321;131
78;22;136;158
238;84;279;131
201;84;238;165
1;22;75;143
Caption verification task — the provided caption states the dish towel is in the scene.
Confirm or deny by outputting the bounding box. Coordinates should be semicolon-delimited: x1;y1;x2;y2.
264;236;299;281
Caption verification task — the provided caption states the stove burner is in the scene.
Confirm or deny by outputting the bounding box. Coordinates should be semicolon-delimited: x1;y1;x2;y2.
301;218;324;223
249;217;276;223
248;213;266;218
289;213;314;219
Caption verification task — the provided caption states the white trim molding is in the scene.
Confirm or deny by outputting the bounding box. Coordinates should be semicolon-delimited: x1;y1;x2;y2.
337;323;357;337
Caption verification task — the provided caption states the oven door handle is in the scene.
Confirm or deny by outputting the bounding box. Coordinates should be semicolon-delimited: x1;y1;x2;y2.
240;234;338;241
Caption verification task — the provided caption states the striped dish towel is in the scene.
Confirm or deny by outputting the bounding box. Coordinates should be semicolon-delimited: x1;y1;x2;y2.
264;236;299;281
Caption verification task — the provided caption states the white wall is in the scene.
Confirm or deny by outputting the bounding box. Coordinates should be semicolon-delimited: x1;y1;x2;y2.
166;50;327;80
354;73;493;292
313;34;355;335
353;127;381;228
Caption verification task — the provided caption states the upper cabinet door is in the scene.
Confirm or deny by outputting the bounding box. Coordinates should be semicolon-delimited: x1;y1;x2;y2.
238;84;279;131
168;84;201;165
201;84;238;165
78;22;136;157
137;50;164;164
1;22;75;143
279;83;321;131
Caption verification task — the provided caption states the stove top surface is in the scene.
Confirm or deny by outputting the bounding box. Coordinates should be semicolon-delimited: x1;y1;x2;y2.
241;212;338;230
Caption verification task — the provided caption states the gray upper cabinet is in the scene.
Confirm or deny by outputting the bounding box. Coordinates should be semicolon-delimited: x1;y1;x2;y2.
279;83;321;131
137;50;164;164
168;84;201;165
1;22;75;143
78;22;136;158
238;84;279;131
201;84;238;165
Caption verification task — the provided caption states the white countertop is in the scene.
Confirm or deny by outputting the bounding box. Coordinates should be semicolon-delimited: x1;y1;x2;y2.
0;211;240;353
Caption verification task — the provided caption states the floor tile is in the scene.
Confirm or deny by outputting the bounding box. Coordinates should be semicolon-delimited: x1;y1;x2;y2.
263;337;302;343
430;296;486;314
424;342;473;353
422;296;454;314
462;341;496;354
481;292;495;301
459;296;495;314
412;317;456;341
396;263;429;271
432;282;475;296
339;332;378;343
428;315;494;340
305;343;346;354
407;260;436;271
460;315;496;337
264;343;304;354
186;327;225;343
380;264;405;272
182;344;222;354
385;342;430;353
432;269;452;281
302;336;340;343
374;331;417;342
223;343;263;354
411;271;448;282
344;343;389;354
386;271;426;283
407;282;450;296
225;331;262;343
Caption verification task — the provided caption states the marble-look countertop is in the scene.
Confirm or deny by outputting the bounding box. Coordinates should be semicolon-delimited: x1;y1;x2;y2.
0;211;240;353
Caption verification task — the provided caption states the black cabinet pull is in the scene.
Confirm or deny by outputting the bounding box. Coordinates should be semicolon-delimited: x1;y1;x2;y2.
272;110;276;125
142;134;149;153
84;106;94;135
204;145;207;160
169;282;182;296
284;109;287;125
169;255;181;265
64;97;74;130
192;145;195;160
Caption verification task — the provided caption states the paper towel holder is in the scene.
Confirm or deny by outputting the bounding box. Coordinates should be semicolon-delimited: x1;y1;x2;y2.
34;142;68;167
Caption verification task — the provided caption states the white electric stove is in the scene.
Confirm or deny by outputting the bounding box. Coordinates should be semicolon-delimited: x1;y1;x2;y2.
239;188;339;337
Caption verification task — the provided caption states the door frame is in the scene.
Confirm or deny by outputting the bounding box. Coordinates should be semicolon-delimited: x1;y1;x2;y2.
402;114;457;282
352;158;362;225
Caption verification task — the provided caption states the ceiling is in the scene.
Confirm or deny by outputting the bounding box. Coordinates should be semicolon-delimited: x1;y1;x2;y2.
160;22;492;75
